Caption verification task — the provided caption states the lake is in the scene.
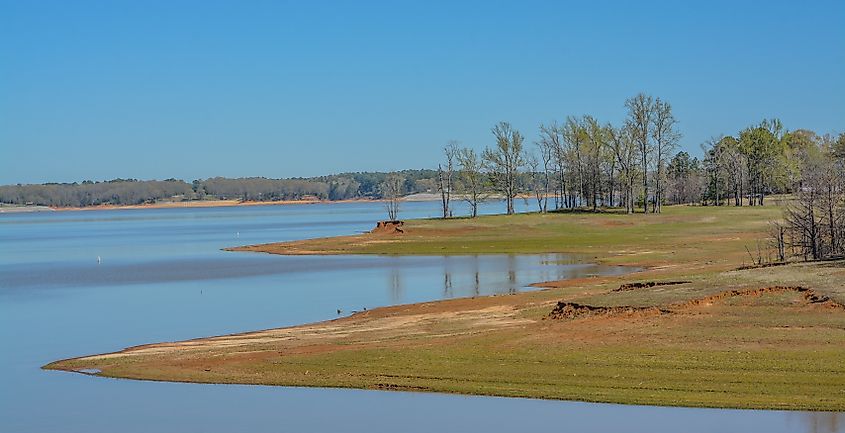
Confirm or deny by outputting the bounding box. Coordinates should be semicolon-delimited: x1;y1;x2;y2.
1;200;842;433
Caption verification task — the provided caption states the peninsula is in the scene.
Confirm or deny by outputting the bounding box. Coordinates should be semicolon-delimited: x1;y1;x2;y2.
45;204;845;411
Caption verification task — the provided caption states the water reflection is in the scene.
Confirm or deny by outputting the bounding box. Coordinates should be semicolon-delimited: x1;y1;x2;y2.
443;256;453;297
390;265;403;303
791;412;845;433
370;254;628;306
507;254;517;293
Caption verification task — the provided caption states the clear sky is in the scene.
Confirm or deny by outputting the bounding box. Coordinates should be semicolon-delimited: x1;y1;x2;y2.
1;0;843;185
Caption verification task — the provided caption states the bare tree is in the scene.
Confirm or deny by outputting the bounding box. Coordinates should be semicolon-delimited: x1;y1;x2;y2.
716;136;746;206
785;174;821;260
437;141;459;218
381;173;404;220
625;93;655;213
583;116;607;211
818;150;844;255
604;123;618;208
770;221;786;262
526;153;548;213
539;122;566;209
484;122;525;215
651;97;681;213
782;144;844;260
607;125;639;213
456;147;486;218
562;117;587;207
533;139;554;212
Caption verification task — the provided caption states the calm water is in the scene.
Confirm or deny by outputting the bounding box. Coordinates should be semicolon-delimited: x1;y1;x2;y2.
1;200;842;433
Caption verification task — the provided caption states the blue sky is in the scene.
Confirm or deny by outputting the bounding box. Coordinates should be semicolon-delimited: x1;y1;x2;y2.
1;0;843;184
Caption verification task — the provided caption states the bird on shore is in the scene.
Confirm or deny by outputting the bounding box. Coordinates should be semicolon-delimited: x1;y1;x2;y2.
96;256;101;264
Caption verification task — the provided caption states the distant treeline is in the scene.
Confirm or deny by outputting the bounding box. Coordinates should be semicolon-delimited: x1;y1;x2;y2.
0;170;439;207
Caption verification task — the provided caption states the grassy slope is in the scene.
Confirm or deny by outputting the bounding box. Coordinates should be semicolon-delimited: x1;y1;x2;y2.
46;205;845;410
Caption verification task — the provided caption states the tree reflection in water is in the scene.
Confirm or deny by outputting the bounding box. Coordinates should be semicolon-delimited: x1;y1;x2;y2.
380;253;630;303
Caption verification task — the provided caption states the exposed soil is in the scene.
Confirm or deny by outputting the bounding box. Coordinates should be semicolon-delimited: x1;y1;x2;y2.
372;383;431;392
547;302;668;320
735;262;789;271
614;280;691;292
549;286;845;321
674;286;845;311
371;220;405;234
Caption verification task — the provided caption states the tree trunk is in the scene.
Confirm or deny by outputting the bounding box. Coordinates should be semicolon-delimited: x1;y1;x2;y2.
438;164;448;218
642;154;648;213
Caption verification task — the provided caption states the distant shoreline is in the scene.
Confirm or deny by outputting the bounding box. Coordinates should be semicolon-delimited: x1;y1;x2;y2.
0;194;453;213
0;199;363;213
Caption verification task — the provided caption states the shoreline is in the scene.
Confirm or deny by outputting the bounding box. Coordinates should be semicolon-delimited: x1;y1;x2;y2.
2;193;465;213
44;206;845;411
48;198;371;212
1;198;376;213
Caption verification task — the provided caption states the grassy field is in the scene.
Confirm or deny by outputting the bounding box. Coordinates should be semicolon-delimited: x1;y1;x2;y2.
45;204;845;410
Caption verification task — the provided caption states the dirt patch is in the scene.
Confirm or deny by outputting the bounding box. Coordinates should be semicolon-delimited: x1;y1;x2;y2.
549;286;845;321
735;262;788;271
615;280;691;292
371;220;404;234
546;302;668;320
675;286;845;310
372;383;431;392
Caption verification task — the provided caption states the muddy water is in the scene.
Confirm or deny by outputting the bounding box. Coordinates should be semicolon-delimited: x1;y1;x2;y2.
1;201;842;433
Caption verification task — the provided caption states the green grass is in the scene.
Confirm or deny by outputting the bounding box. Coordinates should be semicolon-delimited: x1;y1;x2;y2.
237;205;781;266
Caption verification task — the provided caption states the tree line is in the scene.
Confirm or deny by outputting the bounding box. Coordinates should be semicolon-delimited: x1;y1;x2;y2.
0;170;440;207
428;93;686;218
421;93;842;223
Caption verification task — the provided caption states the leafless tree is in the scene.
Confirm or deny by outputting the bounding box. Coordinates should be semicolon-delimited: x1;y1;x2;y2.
456;147;486;218
770;221;786;262
437;141;459;218
381;173;404;221
526;154;547;213
532;139;554;212
782;145;844;260
607;125;638;213
715;136;746;206
604;123;619;208
651;97;681;213
562;116;587;207
484;122;525;215
625;93;655;213
538;122;568;209
818;152;844;255
583;116;607;211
